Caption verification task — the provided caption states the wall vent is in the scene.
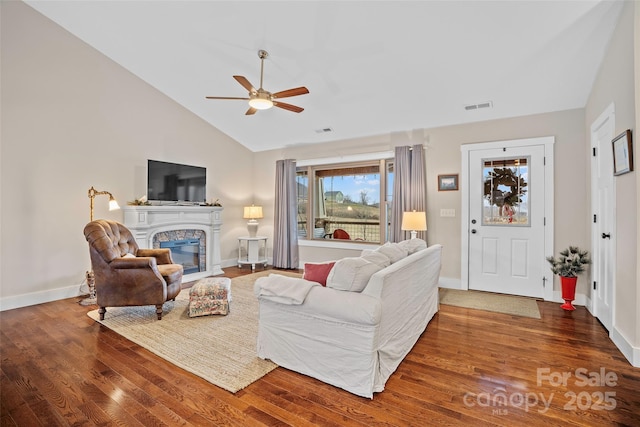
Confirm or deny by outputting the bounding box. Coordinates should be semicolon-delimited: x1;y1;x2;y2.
464;101;493;111
315;127;333;133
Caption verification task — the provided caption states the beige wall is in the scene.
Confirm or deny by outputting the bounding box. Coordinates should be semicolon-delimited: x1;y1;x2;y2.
255;108;587;289
0;1;254;304
585;0;638;361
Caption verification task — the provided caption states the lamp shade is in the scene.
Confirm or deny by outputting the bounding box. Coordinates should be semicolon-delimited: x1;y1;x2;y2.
108;198;120;211
401;211;427;231
248;98;273;110
243;205;264;219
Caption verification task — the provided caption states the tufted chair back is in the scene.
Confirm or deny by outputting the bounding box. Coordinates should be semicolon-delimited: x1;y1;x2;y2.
83;219;183;320
84;219;139;263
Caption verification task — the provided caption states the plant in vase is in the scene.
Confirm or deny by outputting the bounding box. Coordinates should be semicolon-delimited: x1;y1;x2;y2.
546;246;591;311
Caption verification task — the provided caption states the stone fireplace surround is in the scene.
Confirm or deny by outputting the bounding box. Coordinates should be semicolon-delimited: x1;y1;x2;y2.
123;205;223;281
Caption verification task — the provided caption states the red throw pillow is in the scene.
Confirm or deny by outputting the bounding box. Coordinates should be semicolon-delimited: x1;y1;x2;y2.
303;262;336;286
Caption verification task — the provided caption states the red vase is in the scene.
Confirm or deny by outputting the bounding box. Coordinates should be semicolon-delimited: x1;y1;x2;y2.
560;276;578;311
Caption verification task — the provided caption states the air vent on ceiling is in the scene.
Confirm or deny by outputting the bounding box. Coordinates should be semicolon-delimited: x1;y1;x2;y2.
464;101;493;111
315;127;333;134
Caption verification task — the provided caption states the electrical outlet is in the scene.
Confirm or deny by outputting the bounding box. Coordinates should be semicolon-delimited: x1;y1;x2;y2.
440;208;456;217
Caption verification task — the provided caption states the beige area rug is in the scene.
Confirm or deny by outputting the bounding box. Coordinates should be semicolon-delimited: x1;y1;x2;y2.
87;270;302;393
439;288;541;319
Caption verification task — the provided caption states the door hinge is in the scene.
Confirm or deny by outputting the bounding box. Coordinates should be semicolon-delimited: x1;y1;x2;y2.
543;277;547;288
593;281;597;290
593;147;597;157
543;217;546;226
593;214;597;223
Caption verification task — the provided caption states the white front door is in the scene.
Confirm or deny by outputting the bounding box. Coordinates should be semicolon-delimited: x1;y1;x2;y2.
590;104;615;331
466;143;547;298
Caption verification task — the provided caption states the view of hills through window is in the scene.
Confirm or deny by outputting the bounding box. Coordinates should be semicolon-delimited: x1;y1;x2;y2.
297;162;394;242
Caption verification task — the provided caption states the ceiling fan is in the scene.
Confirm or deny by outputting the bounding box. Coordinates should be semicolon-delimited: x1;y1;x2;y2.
206;50;309;115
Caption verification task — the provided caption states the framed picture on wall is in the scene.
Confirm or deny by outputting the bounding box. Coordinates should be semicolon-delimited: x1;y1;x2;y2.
438;174;458;191
612;129;633;176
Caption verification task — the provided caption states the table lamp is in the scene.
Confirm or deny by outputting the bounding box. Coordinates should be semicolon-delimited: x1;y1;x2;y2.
401;210;427;239
243;205;263;237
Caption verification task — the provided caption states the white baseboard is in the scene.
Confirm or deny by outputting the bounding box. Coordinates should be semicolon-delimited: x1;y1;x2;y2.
610;327;640;368
550;290;587;306
1;264;232;312
0;284;84;312
438;276;462;289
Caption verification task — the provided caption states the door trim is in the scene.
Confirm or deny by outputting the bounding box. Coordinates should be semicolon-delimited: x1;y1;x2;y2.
589;102;616;328
461;136;555;301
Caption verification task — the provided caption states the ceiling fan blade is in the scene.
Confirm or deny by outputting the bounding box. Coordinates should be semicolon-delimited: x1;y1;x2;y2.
234;75;256;93
274;101;304;113
272;86;309;99
245;107;258;115
205;96;250;100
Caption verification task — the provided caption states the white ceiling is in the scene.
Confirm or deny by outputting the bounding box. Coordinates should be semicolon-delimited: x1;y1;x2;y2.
24;1;624;152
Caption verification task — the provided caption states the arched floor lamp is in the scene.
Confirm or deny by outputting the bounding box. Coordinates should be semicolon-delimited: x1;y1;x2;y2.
80;186;120;306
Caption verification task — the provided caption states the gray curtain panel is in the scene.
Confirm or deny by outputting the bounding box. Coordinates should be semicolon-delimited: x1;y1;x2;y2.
272;159;300;269
390;145;427;242
410;144;427;241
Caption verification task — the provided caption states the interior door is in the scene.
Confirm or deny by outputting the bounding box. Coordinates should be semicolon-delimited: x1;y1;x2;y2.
591;106;615;331
468;145;546;298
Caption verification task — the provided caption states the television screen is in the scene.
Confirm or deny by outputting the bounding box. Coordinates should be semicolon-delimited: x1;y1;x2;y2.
147;160;206;203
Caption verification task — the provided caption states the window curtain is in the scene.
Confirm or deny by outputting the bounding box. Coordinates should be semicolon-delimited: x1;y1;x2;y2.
390;144;427;242
273;159;299;269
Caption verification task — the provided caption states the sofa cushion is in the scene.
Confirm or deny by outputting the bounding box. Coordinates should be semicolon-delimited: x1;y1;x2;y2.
303;261;336;286
361;250;391;268
326;257;382;292
397;238;427;255
376;242;408;263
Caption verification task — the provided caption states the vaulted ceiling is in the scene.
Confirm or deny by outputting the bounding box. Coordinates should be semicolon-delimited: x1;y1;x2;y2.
24;1;624;152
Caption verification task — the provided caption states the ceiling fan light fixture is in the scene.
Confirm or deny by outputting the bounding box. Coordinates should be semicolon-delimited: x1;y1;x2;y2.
248;98;274;110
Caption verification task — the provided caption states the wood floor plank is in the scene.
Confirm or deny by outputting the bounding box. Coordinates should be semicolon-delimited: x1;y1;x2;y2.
2;267;639;427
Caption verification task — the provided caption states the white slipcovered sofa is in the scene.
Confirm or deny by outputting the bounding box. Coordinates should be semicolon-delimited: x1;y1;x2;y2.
254;240;443;398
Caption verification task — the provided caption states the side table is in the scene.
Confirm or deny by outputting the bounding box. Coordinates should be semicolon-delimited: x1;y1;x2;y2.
237;236;268;271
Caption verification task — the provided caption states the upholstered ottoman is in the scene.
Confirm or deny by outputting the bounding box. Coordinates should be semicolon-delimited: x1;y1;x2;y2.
188;277;231;317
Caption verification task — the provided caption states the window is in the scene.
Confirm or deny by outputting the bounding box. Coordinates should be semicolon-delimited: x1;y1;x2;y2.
482;157;529;226
297;159;394;244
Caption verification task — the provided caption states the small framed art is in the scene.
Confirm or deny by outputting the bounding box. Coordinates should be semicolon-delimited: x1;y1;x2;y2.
612;129;633;176
438;174;458;191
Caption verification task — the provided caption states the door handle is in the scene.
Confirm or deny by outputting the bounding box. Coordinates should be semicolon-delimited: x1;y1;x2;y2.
601;232;611;239
471;229;477;234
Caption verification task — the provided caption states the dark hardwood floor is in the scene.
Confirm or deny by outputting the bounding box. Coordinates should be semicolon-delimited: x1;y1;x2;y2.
1;266;639;426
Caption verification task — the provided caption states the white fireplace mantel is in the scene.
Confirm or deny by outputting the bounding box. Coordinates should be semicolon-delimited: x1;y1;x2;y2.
123;205;223;280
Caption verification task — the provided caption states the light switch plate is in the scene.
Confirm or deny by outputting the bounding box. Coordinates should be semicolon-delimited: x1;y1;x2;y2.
440;208;456;217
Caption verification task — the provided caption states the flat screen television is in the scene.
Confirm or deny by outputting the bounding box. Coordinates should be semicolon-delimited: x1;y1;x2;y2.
147;160;206;203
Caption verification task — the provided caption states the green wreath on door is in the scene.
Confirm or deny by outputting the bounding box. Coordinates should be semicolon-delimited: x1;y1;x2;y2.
484;168;527;218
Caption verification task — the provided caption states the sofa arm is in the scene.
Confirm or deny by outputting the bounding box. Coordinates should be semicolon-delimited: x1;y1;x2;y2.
302;287;381;326
256;277;381;326
136;248;173;265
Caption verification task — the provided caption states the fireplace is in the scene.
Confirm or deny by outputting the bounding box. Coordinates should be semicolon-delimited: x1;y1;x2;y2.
160;239;200;274
123;205;223;280
153;230;206;275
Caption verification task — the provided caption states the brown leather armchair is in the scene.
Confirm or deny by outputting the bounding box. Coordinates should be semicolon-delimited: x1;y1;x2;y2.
83;219;183;320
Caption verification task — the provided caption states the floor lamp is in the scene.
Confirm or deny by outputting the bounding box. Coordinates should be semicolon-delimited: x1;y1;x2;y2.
80;186;120;306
